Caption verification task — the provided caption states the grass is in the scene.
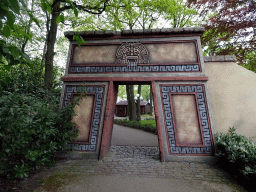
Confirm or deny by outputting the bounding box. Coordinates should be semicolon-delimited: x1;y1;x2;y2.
38;172;80;192
114;118;157;134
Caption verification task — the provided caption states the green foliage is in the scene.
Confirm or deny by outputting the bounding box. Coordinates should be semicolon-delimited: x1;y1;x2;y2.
215;127;256;182
238;50;256;73
114;119;157;134
70;0;198;32
0;59;78;179
155;0;198;28
73;33;86;46
0;0;31;67
141;85;150;102
0;91;78;179
117;85;127;99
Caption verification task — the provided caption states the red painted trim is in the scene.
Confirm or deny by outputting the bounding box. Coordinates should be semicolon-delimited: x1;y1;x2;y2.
169;93;205;147
202;85;215;154
69;44;75;68
99;81;118;160
61;76;208;82
152;81;165;162
70;93;96;145
159;84;214;156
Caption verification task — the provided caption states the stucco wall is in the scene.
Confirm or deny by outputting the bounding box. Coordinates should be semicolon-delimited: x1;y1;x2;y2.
204;58;256;142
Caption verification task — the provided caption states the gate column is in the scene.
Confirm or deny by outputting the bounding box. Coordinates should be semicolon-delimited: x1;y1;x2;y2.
99;81;118;160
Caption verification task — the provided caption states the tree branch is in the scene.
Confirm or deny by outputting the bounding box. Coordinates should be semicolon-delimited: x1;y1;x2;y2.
58;0;109;14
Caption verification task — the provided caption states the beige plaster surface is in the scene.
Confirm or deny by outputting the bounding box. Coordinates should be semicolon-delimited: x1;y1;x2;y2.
171;94;202;146
73;45;118;64
72;95;95;142
146;42;197;63
72;42;197;65
205;62;256;141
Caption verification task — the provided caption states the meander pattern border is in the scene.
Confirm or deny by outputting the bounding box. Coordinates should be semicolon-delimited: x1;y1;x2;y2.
161;85;213;155
69;64;200;73
64;85;104;151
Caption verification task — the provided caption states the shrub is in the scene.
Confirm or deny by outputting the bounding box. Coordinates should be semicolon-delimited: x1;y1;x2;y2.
215;127;256;185
114;119;157;134
0;91;78;179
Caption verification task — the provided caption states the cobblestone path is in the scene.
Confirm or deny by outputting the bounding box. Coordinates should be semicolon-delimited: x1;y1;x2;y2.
32;146;247;192
55;146;236;183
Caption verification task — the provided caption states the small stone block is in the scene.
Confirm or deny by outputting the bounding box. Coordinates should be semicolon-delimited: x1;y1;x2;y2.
193;27;205;32
122;30;132;35
184;27;195;32
203;56;212;62
132;29;143;34
151;28;161;33
104;30;115;35
80;31;95;36
172;28;184;33
116;31;121;35
143;29;152;34
94;31;104;35
64;31;75;37
161;28;172;33
212;55;225;62
224;55;236;62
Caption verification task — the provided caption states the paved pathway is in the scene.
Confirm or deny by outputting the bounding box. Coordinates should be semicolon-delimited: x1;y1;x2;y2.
111;124;158;146
32;125;247;192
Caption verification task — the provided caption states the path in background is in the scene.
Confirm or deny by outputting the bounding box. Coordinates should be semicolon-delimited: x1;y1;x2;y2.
111;124;158;146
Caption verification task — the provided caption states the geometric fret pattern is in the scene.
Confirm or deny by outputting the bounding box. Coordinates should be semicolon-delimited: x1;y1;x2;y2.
161;85;213;155
69;64;200;73
63;85;105;151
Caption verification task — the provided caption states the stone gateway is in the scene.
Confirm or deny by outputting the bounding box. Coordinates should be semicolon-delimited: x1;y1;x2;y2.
60;28;216;162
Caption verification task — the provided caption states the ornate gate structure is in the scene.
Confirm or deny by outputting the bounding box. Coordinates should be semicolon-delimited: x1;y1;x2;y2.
60;28;216;162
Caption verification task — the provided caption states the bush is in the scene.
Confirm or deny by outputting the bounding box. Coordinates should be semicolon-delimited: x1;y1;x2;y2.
215;127;256;189
0;91;78;179
114;119;157;134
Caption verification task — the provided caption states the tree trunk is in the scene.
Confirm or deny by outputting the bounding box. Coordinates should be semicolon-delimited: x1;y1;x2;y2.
137;85;141;121
126;85;136;121
44;1;60;92
149;84;153;116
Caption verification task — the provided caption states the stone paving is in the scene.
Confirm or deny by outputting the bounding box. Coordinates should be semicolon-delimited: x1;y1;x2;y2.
55;146;234;183
32;145;247;192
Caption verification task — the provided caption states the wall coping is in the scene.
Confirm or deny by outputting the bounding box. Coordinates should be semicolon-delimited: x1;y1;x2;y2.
203;55;236;62
64;27;205;40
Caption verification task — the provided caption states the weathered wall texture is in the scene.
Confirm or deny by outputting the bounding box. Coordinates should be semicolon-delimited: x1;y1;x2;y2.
72;42;197;65
171;94;202;146
205;58;256;142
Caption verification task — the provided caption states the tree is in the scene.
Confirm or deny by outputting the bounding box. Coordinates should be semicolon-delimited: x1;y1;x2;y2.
137;84;141;121
155;0;198;28
190;0;256;70
40;0;109;92
117;85;127;100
